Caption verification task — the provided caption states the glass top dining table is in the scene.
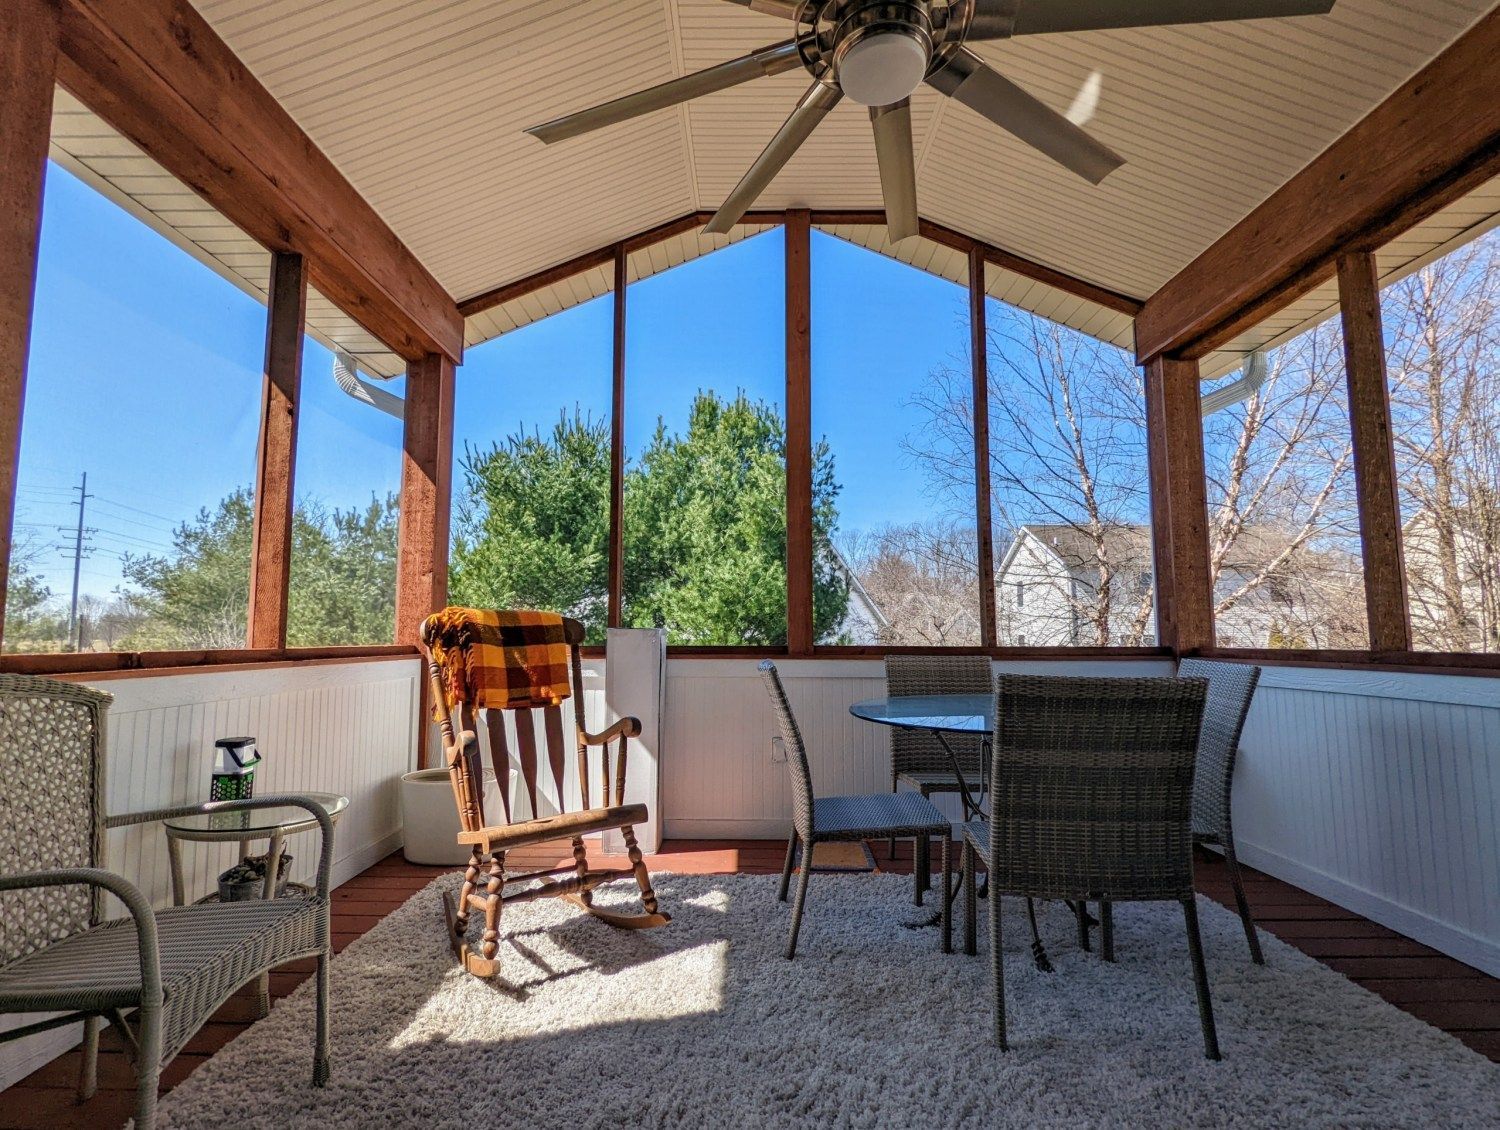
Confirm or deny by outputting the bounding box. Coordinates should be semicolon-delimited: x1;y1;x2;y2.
848;694;993;736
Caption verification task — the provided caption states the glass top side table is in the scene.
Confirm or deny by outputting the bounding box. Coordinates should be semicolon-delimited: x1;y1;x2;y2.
162;792;347;1018
163;791;349;905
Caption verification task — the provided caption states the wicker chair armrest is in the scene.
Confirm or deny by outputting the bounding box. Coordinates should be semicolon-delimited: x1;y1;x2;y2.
105;795;337;897
0;868;162;1005
582;716;641;746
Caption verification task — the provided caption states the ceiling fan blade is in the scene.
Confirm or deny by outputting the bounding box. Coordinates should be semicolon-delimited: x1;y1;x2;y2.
870;101;919;243
720;0;799;18
705;80;843;234
526;39;803;144
1007;0;1337;37
966;0;1024;39
927;50;1123;184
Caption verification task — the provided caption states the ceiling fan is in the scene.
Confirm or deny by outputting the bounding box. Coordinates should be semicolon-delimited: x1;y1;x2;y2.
525;1;1337;242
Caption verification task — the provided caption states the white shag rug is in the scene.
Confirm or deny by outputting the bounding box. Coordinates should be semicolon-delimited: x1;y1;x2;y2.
155;873;1499;1129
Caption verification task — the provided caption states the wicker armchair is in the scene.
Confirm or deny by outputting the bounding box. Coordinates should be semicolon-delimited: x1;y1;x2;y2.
760;662;951;957
960;674;1219;1058
0;674;334;1130
1179;658;1264;963
884;655;990;896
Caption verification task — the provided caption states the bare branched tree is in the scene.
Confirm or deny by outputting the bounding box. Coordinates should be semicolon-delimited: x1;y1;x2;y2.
1383;231;1500;653
903;305;1368;648
839;523;980;645
1202;319;1366;648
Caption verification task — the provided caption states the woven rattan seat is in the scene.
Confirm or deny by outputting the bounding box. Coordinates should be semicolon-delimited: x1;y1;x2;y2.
759;661;952;958
812;793;951;838
0;897;325;1061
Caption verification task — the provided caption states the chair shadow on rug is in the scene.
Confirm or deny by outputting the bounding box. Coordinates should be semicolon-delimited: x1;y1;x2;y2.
447;873;728;997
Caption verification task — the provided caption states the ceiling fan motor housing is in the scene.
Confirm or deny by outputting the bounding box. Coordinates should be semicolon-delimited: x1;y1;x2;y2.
831;2;935;105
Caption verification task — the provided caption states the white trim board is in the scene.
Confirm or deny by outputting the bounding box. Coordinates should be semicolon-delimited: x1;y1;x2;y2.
1232;839;1499;979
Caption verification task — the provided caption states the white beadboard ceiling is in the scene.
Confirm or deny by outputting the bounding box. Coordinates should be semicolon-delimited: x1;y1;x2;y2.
74;1;1500;377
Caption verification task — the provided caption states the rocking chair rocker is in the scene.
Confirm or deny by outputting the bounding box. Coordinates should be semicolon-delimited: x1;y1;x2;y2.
420;611;670;979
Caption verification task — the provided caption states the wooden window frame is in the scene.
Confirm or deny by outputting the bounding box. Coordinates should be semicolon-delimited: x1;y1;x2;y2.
4;2;1496;678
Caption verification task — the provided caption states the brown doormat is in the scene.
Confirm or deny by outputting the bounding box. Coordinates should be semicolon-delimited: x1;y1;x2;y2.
796;840;876;873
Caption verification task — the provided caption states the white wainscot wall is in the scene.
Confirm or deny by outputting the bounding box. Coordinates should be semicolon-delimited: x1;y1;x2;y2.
1233;666;1500;978
0;656;420;1089
658;656;1499;979
661;657;1174;838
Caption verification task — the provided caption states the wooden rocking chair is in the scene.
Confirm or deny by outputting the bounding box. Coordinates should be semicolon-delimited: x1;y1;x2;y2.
420;612;670;979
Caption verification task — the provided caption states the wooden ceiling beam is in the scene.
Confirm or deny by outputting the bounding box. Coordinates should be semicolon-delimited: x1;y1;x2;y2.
458;209;790;318
55;0;463;364
458;208;1142;325
1135;8;1500;364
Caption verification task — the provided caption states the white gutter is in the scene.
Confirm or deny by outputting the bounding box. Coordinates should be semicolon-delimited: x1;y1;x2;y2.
1200;351;1267;417
333;350;404;419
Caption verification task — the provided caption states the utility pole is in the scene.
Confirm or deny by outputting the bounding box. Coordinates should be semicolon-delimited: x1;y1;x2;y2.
65;471;92;652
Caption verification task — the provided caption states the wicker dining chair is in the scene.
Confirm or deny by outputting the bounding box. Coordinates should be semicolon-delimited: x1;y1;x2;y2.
884;655;990;898
1178;658;1264;963
0;673;335;1130
760;661;952;958
960;674;1219;1058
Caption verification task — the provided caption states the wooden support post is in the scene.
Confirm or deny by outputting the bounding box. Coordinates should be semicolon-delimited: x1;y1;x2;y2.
1337;251;1411;654
1144;355;1213;654
247;251;307;649
969;248;997;648
0;0;59;649
396;352;455;648
785;210;814;655
608;244;626;628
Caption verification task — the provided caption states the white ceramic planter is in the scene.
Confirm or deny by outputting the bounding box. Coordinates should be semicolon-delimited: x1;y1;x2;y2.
399;768;504;865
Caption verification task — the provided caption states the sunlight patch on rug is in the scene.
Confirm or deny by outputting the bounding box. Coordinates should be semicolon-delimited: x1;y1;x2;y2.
155;872;1500;1129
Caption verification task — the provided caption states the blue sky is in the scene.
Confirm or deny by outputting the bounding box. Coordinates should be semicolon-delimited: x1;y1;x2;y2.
18;161;1032;602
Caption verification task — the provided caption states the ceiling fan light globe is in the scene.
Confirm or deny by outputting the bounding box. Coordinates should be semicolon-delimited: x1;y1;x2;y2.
837;30;929;106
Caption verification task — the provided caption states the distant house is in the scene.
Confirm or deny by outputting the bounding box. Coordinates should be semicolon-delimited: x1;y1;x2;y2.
993;522;1335;648
1401;506;1500;652
825;546;891;645
994;524;1157;647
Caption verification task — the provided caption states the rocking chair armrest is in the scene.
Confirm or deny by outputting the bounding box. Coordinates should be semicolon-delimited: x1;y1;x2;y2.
583;716;641;746
0;868;163;1005
106;795;338;897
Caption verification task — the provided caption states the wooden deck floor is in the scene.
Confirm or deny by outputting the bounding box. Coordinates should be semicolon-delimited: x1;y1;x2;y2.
3;841;1495;1129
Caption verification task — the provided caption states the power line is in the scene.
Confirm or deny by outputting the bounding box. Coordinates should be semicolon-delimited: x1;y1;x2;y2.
89;526;176;552
90;496;182;526
88;506;178;533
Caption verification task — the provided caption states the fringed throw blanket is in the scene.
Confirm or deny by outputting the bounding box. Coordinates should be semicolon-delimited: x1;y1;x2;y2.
423;607;572;715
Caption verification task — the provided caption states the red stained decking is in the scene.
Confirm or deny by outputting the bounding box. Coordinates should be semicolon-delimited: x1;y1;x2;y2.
2;842;1496;1129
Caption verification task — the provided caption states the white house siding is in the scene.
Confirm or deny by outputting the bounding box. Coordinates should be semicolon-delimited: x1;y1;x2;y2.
995;530;1157;646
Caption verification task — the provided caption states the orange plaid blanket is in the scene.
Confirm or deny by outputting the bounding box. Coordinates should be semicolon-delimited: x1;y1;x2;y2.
424;607;572;715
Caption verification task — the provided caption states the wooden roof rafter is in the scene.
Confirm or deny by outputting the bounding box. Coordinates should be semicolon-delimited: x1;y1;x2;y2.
1136;6;1500;364
53;0;465;365
456;207;1142;336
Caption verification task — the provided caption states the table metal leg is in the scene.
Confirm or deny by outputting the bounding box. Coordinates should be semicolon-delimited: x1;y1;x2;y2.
963;842;978;956
915;834;931;899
